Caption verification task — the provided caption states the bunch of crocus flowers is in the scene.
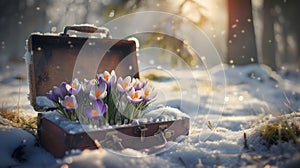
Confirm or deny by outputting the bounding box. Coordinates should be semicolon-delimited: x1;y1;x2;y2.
46;70;157;125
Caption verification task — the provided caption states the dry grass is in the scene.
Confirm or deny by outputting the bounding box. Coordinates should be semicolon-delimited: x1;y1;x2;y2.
0;107;37;128
0;106;37;135
259;115;300;148
0;87;37;135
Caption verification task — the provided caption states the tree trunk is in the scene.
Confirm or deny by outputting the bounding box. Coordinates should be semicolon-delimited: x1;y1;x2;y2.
262;0;276;70
227;0;258;65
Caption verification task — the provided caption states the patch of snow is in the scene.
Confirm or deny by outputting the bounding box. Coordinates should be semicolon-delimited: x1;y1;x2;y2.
211;64;281;85
1;62;300;167
58;148;174;168
42;105;189;134
143;106;190;121
23;50;33;65
36;96;56;109
0;125;55;168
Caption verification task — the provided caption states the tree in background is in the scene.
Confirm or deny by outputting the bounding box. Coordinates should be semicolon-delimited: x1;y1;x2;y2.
274;0;300;69
0;0;48;63
227;0;258;65
0;0;141;64
1;0;300;70
141;0;207;67
261;0;277;70
259;0;300;71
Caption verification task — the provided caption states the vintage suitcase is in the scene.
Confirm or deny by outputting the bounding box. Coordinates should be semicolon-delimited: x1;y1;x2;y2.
26;25;190;157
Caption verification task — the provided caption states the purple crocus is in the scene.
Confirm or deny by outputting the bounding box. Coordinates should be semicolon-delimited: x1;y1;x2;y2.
97;70;117;93
52;86;63;98
46;90;59;103
82;79;96;93
46;86;64;103
66;79;81;95
132;78;148;90
89;82;107;100
62;95;78;110
84;100;107;120
142;85;157;102
126;87;143;104
117;76;132;93
59;82;69;98
98;70;117;85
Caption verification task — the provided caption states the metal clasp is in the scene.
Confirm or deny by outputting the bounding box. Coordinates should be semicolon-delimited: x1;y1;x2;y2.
100;131;124;150
135;126;148;142
155;125;175;143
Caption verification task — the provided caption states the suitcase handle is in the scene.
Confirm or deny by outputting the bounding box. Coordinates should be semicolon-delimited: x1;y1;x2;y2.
62;24;110;38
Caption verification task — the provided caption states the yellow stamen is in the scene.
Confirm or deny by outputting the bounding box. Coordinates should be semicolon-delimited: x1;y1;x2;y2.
144;91;149;98
95;90;101;98
91;109;99;117
71;83;76;88
104;75;109;81
66;101;73;108
131;93;138;99
122;82;128;89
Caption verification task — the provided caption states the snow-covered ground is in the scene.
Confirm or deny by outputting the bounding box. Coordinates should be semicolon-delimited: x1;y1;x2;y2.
0;62;300;167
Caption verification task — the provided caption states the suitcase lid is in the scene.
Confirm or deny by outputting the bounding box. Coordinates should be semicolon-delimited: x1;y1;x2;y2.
27;25;139;111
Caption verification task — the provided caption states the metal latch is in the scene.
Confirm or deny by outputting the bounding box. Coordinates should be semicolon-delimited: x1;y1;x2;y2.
100;131;124;150
134;126;148;142
155;125;175;143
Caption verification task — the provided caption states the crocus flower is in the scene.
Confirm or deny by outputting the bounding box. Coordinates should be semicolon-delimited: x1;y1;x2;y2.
117;76;132;93
126;87;143;104
97;70;117;93
82;79;96;93
46;85;65;103
53;86;63;97
132;78;148;90
62;95;78;110
84;100;107;120
142;85;157;102
89;82;107;100
66;78;81;95
98;70;117;85
59;82;69;98
46;90;59;103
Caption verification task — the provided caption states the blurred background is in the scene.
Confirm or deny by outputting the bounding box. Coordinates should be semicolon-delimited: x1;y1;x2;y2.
0;0;300;71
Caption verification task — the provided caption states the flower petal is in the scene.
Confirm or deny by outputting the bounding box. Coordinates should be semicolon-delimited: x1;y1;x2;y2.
94;100;107;116
62;95;78;109
84;107;102;120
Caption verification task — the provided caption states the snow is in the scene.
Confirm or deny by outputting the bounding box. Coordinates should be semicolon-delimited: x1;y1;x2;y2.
36;96;56;109
23;50;33;65
41;105;188;134
0;125;56;168
57;148;174;168
143;105;190;121
0;63;300;167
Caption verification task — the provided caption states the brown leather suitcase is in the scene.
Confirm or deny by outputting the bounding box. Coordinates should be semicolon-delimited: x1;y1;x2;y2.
26;25;190;157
